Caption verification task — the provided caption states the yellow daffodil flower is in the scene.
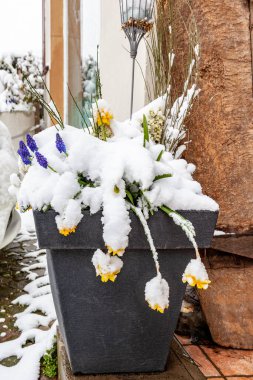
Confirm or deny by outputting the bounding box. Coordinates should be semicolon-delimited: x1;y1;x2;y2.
59;226;77;236
148;303;168;314
96;109;113;127
183;274;211;290
106;245;125;256
97;265;120;283
182;258;211;290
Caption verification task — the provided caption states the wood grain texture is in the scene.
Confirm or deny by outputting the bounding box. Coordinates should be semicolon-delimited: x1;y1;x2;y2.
49;0;64;121
173;0;253;232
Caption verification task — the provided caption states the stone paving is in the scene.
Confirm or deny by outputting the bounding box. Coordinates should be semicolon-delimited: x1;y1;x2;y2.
0;239;36;350
0;234;53;379
176;335;253;379
177;336;253;380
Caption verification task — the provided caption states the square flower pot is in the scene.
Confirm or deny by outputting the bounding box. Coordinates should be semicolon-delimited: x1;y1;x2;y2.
33;209;218;375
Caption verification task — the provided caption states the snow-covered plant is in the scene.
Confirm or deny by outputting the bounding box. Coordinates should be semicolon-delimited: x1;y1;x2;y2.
0;69;26;112
16;52;44;104
15;94;218;314
91;99;114;140
79;50;108;137
142;0;200;157
0;52;43;112
82;55;97;102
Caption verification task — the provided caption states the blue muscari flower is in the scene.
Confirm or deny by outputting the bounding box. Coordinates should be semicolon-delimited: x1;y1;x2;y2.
17;141;31;165
35;151;48;169
56;133;67;154
17;149;31;165
26;134;38;152
19;141;30;157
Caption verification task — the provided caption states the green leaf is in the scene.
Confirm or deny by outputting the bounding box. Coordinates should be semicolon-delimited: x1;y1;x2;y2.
74;191;81;199
126;190;134;205
160;205;189;224
153;173;172;182
160;205;173;216
78;178;95;188
160;205;196;238
114;185;120;194
156;149;164;161
143;114;149;147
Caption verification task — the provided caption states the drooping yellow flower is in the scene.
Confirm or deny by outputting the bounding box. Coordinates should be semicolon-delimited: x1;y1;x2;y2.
148;303;168;314
106;245;125;257
182;258;211;290
97;265;120;283
96;109;113;127
59;226;77;236
145;275;169;314
183;274;211;290
92;249;123;283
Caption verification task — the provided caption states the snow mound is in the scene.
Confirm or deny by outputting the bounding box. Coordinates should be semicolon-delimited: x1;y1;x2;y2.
17;120;218;251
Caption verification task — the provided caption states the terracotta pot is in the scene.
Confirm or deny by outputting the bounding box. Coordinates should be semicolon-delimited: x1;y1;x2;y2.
199;249;253;349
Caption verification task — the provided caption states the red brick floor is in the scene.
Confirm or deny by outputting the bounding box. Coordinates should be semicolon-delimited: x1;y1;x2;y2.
175;334;253;380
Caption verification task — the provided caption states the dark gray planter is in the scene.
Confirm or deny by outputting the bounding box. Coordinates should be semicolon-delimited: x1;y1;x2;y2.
33;209;218;375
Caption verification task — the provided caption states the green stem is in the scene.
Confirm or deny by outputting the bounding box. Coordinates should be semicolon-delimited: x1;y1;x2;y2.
48;165;57;173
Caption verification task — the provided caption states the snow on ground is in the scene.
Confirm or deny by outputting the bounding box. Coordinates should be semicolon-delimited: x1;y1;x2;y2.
0;211;57;380
214;230;235;236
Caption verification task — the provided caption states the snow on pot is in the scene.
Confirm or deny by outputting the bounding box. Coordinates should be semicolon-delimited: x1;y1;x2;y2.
0;121;20;249
0;111;35;151
14;97;219;374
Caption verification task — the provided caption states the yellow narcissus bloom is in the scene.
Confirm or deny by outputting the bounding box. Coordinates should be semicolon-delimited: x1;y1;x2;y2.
59;226;77;236
148;303;167;314
106;245;125;257
97;265;120;283
145;274;169;314
183;275;210;289
97;109;113;127
92;249;123;283
182;258;211;290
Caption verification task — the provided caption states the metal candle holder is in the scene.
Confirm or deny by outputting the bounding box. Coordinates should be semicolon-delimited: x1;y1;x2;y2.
119;0;155;118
